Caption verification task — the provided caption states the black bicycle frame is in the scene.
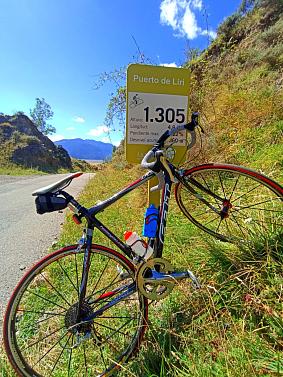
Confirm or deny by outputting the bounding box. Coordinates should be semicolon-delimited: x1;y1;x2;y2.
63;166;175;321
63;161;225;322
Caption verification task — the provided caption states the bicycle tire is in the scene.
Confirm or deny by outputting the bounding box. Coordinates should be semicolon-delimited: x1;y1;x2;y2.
175;163;283;243
3;244;148;377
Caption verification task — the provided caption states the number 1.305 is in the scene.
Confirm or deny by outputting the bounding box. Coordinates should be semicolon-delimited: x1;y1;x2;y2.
144;107;185;124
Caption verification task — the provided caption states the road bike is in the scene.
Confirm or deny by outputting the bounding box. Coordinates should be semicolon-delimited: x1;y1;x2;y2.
3;113;283;376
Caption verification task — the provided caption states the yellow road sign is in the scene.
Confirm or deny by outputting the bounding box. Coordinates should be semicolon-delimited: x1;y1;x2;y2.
126;64;190;164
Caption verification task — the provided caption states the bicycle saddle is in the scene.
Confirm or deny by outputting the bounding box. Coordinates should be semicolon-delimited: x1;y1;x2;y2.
32;172;83;196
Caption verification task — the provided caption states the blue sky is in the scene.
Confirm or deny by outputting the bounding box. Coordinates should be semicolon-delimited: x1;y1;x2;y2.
0;0;241;146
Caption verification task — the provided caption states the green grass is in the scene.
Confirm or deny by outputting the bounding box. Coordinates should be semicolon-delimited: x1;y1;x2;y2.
1;159;282;376
0;163;47;176
1;5;283;374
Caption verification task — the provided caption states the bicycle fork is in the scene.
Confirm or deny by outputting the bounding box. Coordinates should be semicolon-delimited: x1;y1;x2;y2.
76;225;94;322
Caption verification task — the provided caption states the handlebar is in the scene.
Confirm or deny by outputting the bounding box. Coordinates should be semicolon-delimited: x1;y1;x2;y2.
141;112;201;192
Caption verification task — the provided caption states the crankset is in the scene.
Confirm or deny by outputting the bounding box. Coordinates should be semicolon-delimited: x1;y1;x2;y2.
137;258;175;301
137;257;201;301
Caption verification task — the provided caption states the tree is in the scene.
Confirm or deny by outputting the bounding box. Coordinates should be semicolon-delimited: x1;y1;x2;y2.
30;98;56;135
93;38;154;132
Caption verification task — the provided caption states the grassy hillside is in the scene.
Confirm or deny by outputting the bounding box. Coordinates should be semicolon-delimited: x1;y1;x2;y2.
185;0;283;182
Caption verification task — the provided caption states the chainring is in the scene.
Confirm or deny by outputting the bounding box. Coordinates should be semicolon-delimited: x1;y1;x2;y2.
137;258;175;301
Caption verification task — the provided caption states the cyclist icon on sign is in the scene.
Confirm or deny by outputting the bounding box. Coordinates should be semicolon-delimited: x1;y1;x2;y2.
130;94;144;109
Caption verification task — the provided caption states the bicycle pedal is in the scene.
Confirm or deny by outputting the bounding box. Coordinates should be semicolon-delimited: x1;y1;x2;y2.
187;270;201;289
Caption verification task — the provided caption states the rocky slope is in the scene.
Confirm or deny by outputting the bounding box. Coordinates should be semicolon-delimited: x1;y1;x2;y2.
0;114;72;172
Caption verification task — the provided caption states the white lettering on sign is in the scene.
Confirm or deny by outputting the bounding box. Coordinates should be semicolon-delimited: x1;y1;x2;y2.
127;92;188;145
132;75;185;86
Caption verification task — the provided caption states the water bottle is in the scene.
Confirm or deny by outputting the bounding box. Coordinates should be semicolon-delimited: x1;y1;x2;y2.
142;204;158;238
124;231;153;259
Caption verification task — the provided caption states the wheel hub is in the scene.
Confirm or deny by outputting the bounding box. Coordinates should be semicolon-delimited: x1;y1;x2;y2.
220;199;233;219
65;302;93;334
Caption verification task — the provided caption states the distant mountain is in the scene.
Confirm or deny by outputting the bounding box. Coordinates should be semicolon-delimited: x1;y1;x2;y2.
54;138;113;161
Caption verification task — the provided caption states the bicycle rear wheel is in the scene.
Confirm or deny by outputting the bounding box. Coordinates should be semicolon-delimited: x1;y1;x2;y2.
175;164;283;243
3;244;148;377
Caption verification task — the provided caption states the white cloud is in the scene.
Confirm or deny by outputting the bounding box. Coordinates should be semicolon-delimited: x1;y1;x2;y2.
160;62;178;67
73;116;85;123
87;125;110;137
112;140;121;147
66;126;75;131
191;0;202;10
49;134;65;142
101;136;111;143
160;0;216;40
201;29;217;39
160;0;179;29
182;4;199;39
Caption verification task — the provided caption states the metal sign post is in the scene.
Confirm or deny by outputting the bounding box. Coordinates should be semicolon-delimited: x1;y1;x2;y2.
125;64;190;206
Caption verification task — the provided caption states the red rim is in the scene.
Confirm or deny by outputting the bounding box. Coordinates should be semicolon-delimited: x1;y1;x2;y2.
3;244;148;377
179;163;283;194
174;163;283;242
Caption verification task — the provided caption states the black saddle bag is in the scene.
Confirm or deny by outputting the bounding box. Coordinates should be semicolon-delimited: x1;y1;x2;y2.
35;194;68;214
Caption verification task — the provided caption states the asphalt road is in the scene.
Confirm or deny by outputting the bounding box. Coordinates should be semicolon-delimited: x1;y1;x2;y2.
0;173;94;334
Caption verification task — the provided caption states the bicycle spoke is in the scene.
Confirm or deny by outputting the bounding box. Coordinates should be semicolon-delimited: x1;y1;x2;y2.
103;317;136;342
49;333;72;376
74;253;80;300
98;315;133;320
216;218;223;233
27;289;68;311
224;218;234;240
94;326;120;354
217;171;227;199
87;273;121;302
67;334;74;377
39;272;72;307
57;259;79;298
232;197;282;211
90;257;111;298
231;183;262;202
203;215;220;226
22;325;66;351
31;329;69;369
192;207;218;218
199;172;212;191
83;344;88;375
16;308;65;317
234;206;282;213
94;318;133;338
100;346;107;370
229;213;248;238
229;174;240;202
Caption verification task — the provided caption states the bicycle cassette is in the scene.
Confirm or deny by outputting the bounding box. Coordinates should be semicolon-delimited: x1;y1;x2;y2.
137;258;175;301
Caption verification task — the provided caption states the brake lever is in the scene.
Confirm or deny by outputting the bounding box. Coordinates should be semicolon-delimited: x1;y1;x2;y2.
150;171;165;192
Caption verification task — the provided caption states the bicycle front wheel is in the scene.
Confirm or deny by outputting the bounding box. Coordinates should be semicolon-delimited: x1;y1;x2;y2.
175;164;283;243
3;244;148;377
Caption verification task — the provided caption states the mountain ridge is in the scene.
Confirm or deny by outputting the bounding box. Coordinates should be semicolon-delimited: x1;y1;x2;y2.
54;138;113;161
